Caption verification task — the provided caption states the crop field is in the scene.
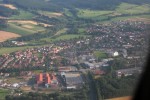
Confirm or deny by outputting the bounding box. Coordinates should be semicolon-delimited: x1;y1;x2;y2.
10;10;35;19
77;3;150;21
0;89;9;100
0;4;17;9
77;9;113;18
42;34;85;42
3;20;50;35
0;31;20;42
116;3;150;15
0;46;36;55
38;11;63;18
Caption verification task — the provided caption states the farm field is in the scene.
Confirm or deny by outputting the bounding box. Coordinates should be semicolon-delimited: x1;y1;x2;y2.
116;3;150;15
38;11;63;18
10;10;35;19
3;20;50;35
0;89;9;100
53;34;85;41
0;46;36;55
0;31;20;42
77;3;150;21
42;34;85;42
77;9;113;18
0;4;17;9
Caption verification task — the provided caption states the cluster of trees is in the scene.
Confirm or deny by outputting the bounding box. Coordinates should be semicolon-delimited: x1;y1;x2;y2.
0;19;7;29
34;16;67;26
0;41;16;47
0;5;19;17
5;90;89;100
94;74;139;99
4;0;150;12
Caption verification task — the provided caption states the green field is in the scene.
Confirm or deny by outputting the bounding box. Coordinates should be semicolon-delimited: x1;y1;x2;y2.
77;3;150;21
116;3;150;15
77;9;113;18
42;34;85;42
54;34;84;40
38;11;63;18
0;46;36;55
3;22;46;35
0;89;9;100
10;10;35;19
93;51;108;59
3;23;35;35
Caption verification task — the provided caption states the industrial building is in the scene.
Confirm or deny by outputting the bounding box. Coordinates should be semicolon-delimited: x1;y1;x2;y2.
36;73;58;86
61;72;84;89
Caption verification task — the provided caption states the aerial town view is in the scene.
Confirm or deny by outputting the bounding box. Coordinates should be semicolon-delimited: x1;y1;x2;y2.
0;0;150;100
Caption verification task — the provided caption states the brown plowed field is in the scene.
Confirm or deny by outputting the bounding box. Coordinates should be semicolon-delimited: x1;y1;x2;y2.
0;31;20;42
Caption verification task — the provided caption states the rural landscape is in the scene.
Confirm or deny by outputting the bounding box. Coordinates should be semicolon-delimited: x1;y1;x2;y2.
0;0;150;100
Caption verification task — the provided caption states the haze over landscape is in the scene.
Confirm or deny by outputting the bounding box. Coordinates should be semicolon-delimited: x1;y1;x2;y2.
0;0;149;100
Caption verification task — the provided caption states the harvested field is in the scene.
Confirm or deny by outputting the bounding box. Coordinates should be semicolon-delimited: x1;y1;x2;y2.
0;4;17;9
107;96;132;100
8;20;52;27
8;20;38;25
0;31;20;42
38;11;63;18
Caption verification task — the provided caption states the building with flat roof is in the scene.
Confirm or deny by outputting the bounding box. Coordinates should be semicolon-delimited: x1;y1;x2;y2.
62;72;84;89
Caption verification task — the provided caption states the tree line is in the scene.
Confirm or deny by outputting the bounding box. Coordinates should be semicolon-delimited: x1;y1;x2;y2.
0;5;19;17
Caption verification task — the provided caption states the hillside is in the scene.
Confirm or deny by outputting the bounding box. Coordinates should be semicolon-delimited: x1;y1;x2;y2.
0;0;149;45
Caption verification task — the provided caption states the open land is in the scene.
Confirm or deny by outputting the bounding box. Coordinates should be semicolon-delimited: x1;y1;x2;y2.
0;31;20;42
0;4;17;9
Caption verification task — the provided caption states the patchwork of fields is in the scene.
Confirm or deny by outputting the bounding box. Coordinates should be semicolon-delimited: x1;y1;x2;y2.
77;3;150;21
3;20;52;35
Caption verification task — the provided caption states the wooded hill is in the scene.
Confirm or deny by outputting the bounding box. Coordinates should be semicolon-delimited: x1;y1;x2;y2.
4;0;150;11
